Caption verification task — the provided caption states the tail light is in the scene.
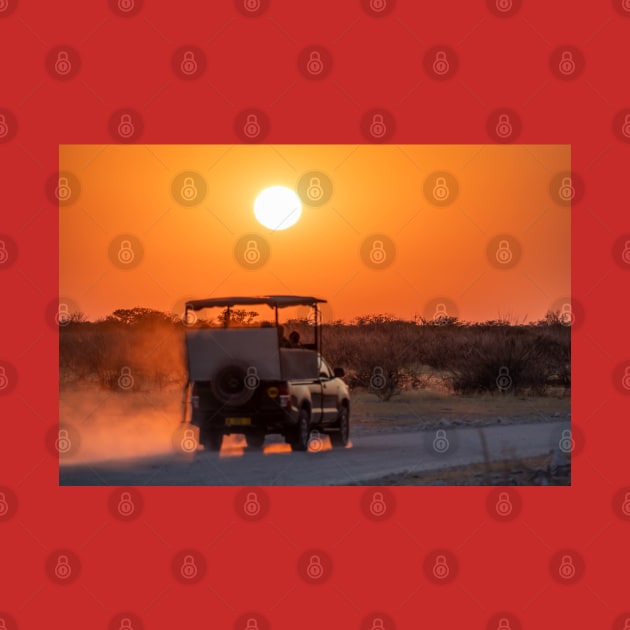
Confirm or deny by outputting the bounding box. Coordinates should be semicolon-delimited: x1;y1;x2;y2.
191;395;199;409
278;384;291;410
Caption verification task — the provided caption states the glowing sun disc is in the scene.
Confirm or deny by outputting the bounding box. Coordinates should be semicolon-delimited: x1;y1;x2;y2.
254;186;302;230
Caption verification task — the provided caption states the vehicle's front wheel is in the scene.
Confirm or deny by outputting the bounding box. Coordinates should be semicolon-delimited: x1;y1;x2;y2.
330;404;350;448
199;425;223;452
290;407;311;452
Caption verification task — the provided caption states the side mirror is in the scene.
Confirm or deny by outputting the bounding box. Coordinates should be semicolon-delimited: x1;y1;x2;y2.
333;367;345;378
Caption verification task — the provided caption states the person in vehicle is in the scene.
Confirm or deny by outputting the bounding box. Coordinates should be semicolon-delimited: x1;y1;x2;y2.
278;325;291;347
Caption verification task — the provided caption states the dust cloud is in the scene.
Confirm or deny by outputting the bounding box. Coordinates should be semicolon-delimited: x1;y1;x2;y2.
59;386;186;464
59;385;334;465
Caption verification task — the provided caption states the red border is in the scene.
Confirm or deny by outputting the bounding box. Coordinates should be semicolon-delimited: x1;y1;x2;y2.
1;1;630;628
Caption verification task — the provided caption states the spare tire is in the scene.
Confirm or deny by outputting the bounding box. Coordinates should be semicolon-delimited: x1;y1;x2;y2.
210;363;257;407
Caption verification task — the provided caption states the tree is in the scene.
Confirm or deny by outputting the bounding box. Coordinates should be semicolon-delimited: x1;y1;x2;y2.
105;307;176;326
215;308;260;327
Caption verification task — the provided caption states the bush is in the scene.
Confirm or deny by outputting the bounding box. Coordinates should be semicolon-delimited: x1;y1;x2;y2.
59;308;570;397
60;310;185;391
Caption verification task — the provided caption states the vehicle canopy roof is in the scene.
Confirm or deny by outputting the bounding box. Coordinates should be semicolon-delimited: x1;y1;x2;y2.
185;295;327;311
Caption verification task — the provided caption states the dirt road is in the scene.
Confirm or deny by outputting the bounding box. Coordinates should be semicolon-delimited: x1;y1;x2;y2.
60;420;570;486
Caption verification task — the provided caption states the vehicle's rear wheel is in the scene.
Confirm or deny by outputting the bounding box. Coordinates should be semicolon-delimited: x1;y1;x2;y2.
290;407;311;452
245;431;265;449
330;404;350;448
199;425;223;452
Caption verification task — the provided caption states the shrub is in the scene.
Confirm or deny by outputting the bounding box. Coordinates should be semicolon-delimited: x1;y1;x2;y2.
59;308;570;397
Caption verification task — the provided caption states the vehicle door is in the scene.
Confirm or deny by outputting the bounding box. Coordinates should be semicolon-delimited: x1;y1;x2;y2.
317;356;340;424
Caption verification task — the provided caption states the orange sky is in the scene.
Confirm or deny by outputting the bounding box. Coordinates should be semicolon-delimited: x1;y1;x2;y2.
59;144;570;323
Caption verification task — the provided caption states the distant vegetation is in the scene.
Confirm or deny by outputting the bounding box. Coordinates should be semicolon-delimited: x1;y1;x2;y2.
59;307;570;399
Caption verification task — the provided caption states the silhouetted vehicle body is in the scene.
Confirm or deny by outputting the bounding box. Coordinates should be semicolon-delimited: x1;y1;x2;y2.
182;296;350;452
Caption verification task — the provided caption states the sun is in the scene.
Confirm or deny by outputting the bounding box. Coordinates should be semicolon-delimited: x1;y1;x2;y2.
254;186;302;230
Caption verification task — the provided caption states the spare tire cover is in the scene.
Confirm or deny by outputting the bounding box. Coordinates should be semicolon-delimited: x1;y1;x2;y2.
210;363;256;407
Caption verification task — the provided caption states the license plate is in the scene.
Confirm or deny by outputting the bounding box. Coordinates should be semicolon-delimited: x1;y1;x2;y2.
226;417;251;426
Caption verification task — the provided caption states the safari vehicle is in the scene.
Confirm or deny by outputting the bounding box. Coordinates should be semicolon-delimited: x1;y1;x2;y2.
182;295;350;452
